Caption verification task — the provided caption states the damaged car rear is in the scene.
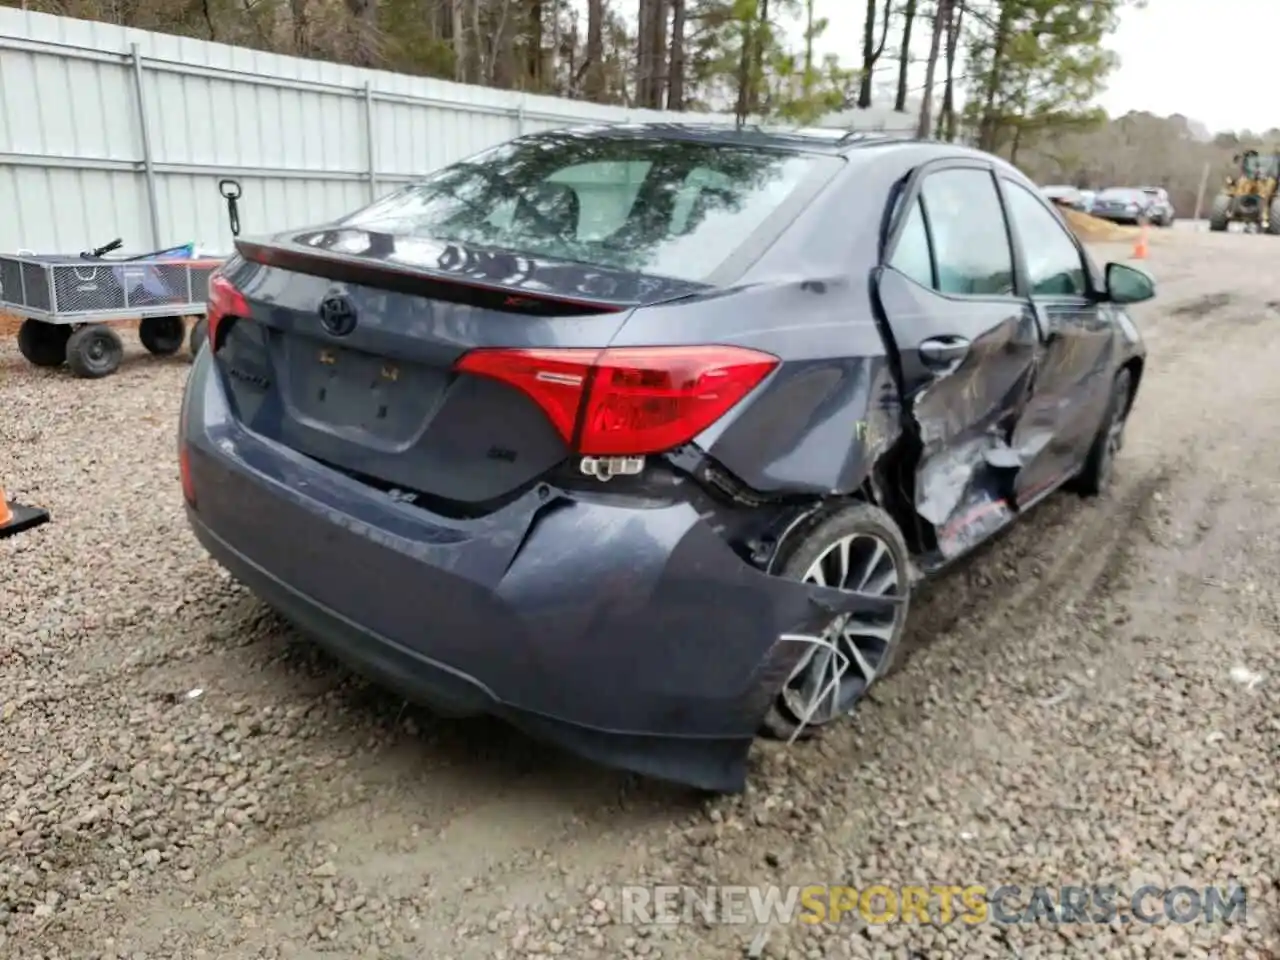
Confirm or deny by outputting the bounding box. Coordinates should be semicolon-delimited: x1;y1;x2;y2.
178;124;1152;792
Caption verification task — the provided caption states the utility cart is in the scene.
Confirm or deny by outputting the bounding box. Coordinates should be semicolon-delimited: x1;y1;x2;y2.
0;238;223;379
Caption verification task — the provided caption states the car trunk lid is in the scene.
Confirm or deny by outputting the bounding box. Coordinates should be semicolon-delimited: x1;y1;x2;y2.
211;229;710;511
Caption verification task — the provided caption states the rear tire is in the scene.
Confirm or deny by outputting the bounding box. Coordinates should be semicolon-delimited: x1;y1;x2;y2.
760;503;911;742
1208;193;1231;232
139;315;186;356
1072;367;1133;498
1267;200;1280;235
188;317;208;359
16;319;70;368
66;324;124;379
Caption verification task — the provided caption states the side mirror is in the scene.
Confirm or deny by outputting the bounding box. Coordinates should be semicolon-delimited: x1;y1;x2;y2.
1104;262;1156;305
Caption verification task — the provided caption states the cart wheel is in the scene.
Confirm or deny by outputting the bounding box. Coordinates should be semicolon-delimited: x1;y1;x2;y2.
16;319;71;368
139;315;186;356
66;324;125;379
188;318;208;359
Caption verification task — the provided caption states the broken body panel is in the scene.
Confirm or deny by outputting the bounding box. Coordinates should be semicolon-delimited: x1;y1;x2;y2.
871;156;1145;568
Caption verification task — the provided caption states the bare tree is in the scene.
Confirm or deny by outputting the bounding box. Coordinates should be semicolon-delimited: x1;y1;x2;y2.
916;0;950;139
453;0;469;82
894;0;918;114
667;0;686;110
937;0;962;140
528;0;544;86
856;0;892;108
343;0;380;67
580;0;606;100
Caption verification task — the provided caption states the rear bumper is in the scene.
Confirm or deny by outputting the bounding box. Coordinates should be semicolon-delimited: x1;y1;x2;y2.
188;511;755;791
179;353;857;792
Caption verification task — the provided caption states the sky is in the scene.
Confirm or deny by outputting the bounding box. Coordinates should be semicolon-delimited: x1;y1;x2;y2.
785;0;1277;135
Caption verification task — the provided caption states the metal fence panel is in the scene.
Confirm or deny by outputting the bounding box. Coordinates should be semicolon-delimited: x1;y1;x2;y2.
0;7;917;258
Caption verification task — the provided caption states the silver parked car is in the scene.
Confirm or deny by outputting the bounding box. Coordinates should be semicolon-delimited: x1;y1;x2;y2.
1137;187;1176;227
1040;184;1089;212
1091;188;1154;226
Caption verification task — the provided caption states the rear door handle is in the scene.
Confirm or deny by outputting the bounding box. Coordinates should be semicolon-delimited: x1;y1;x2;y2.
919;335;970;369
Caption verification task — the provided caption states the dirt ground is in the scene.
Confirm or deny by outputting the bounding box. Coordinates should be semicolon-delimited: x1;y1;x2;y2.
2;226;1279;960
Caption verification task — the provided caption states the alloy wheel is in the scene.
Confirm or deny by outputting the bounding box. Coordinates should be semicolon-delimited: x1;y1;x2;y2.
777;533;906;739
1096;374;1131;488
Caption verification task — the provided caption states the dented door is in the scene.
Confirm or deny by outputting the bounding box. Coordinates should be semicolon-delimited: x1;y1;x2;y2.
875;161;1041;560
998;177;1118;504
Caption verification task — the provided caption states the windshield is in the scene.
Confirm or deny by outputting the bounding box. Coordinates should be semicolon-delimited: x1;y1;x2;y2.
1098;189;1142;202
340;133;836;283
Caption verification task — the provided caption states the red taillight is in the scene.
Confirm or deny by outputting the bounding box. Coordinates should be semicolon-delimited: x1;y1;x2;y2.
206;273;249;352
179;442;196;506
454;345;778;456
178;394;196;507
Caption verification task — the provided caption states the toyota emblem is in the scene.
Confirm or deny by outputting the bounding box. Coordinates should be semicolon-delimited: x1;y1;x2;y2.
318;294;357;336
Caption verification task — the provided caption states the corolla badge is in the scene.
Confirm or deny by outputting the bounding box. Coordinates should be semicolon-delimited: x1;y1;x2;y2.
318;293;357;336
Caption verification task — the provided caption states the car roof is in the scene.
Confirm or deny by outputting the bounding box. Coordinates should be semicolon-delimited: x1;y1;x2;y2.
522;121;941;157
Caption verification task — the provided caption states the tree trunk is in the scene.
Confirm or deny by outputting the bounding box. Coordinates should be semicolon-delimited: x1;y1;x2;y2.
893;0;916;113
342;0;379;67
754;0;770;113
978;2;1015;152
288;0;309;55
653;0;669;109
802;0;815;97
549;1;561;92
489;0;518;87
858;0;876;108
583;0;605;100
471;0;485;84
668;0;686;110
636;0;652;106
452;0;468;82
857;0;893;109
939;2;962;141
636;0;669;108
528;0;543;87
916;0;949;139
733;0;758;124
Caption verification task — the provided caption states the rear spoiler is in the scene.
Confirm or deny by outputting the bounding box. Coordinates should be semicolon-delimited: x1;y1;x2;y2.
234;235;709;317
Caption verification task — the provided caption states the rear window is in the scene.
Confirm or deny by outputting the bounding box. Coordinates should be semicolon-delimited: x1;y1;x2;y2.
339;133;835;283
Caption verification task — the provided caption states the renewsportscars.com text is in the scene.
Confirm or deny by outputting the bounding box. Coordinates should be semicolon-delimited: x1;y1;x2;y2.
619;883;1248;926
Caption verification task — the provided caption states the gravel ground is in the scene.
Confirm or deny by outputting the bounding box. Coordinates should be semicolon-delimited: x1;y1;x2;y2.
3;228;1279;960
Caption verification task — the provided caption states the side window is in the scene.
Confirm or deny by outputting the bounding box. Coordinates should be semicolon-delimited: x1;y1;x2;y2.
919;169;1015;296
1002;180;1088;297
889;196;935;289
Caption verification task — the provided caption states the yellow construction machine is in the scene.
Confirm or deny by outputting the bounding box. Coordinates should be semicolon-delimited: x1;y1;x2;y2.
1208;149;1280;233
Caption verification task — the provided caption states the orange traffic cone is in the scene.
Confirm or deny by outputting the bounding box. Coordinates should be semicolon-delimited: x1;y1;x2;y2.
1132;220;1149;260
0;484;50;539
